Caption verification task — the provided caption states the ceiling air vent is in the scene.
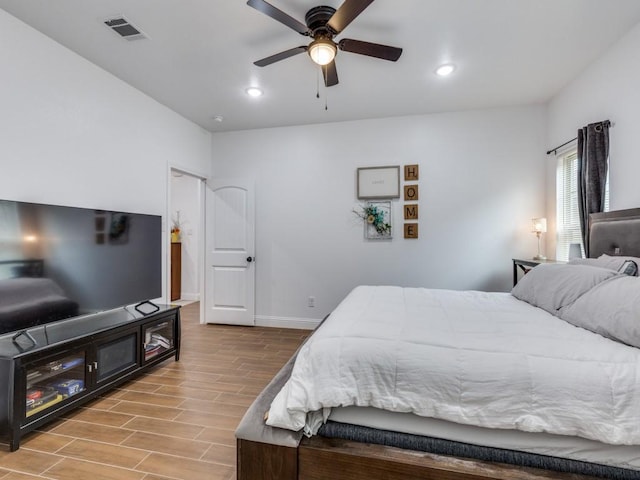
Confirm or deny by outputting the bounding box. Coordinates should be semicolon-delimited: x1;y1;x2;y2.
104;16;147;41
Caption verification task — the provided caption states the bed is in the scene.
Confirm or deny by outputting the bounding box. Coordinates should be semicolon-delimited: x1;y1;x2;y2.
236;208;640;480
0;260;79;335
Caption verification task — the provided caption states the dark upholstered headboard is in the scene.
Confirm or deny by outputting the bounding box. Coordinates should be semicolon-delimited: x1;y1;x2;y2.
588;208;640;258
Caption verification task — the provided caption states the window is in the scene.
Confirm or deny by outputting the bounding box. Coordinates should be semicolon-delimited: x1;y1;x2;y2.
556;148;609;260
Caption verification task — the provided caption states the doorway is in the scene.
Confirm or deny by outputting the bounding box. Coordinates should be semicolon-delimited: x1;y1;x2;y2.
168;168;205;316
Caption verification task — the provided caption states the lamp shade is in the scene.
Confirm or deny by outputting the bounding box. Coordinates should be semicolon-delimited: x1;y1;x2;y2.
308;38;337;66
532;218;547;234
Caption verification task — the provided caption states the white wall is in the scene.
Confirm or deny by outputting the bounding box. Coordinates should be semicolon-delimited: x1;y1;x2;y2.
212;106;547;324
0;10;211;303
546;22;640;255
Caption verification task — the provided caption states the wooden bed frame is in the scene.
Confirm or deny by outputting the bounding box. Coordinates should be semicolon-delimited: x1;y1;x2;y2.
237;209;640;480
238;437;603;480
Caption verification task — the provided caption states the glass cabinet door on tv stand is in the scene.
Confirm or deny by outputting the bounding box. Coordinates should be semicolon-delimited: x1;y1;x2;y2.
24;349;88;420
142;316;176;364
94;327;139;386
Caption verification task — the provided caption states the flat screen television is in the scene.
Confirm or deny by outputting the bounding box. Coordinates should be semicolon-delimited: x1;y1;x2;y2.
0;198;162;335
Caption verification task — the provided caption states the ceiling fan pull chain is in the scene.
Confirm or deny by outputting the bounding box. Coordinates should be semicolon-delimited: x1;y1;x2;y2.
324;82;328;111
316;68;321;99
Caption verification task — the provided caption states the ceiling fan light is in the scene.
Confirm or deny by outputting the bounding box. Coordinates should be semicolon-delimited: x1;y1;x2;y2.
245;87;263;97
308;38;337;66
435;64;456;77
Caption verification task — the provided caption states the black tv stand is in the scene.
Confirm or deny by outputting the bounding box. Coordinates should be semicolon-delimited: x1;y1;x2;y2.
0;304;180;451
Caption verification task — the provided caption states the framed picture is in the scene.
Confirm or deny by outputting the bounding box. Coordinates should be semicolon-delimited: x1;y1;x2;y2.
357;166;400;199
362;201;392;240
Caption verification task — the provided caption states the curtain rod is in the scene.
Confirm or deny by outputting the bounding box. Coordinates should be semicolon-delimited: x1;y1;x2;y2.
546;119;612;155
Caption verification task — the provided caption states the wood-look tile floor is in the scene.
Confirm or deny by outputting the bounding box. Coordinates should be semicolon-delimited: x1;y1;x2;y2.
0;303;309;480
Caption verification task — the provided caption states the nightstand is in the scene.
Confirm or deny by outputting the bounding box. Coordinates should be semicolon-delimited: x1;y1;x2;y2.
512;258;566;286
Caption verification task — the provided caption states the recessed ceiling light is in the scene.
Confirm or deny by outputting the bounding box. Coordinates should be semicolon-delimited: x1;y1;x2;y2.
435;64;456;77
245;87;263;97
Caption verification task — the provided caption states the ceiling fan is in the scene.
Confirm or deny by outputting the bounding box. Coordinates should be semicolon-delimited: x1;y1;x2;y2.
247;0;403;87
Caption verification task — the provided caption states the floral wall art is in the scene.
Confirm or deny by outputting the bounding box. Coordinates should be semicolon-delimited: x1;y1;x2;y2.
354;201;392;240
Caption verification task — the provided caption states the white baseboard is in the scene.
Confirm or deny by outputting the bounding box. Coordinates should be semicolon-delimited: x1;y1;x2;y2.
255;315;321;330
180;292;200;301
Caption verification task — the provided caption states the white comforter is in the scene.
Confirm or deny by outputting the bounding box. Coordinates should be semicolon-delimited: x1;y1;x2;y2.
266;286;640;445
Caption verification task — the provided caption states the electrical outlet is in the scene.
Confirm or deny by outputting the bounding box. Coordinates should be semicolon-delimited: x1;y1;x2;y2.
307;296;315;308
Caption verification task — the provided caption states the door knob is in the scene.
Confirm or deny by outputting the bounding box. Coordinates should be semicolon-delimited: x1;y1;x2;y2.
246;256;254;263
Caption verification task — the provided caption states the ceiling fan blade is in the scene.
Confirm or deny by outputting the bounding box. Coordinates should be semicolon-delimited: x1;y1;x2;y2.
327;0;375;34
247;0;309;35
322;61;339;87
254;46;307;67
338;38;402;61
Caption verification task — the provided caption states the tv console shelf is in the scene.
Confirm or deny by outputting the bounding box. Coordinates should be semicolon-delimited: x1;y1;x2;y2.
0;304;180;451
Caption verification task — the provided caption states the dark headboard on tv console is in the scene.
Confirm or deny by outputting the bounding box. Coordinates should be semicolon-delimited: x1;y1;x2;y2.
0;259;44;280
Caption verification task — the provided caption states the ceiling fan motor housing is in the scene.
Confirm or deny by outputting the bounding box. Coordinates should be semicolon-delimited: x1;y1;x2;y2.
305;6;337;36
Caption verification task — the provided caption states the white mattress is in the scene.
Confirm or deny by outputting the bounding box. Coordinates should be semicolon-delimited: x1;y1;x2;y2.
267;285;640;446
328;406;640;472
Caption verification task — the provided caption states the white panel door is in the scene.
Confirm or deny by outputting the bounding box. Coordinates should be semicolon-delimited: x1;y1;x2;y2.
205;179;255;325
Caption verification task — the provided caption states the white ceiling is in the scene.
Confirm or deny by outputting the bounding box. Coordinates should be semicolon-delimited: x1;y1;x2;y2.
2;0;640;133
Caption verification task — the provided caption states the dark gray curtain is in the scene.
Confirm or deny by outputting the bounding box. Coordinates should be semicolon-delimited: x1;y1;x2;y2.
577;121;609;256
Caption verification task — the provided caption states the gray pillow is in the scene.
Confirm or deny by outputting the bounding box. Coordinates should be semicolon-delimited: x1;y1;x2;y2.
511;264;620;315
619;260;639;276
559;275;640;348
569;254;638;276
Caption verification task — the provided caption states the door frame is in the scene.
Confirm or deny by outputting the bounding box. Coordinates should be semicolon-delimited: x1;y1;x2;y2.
167;165;207;325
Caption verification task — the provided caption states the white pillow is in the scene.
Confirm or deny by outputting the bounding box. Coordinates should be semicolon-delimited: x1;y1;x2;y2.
560;275;640;348
511;264;620;315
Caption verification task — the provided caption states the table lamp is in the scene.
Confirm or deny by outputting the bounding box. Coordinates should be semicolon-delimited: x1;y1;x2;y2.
532;218;547;260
